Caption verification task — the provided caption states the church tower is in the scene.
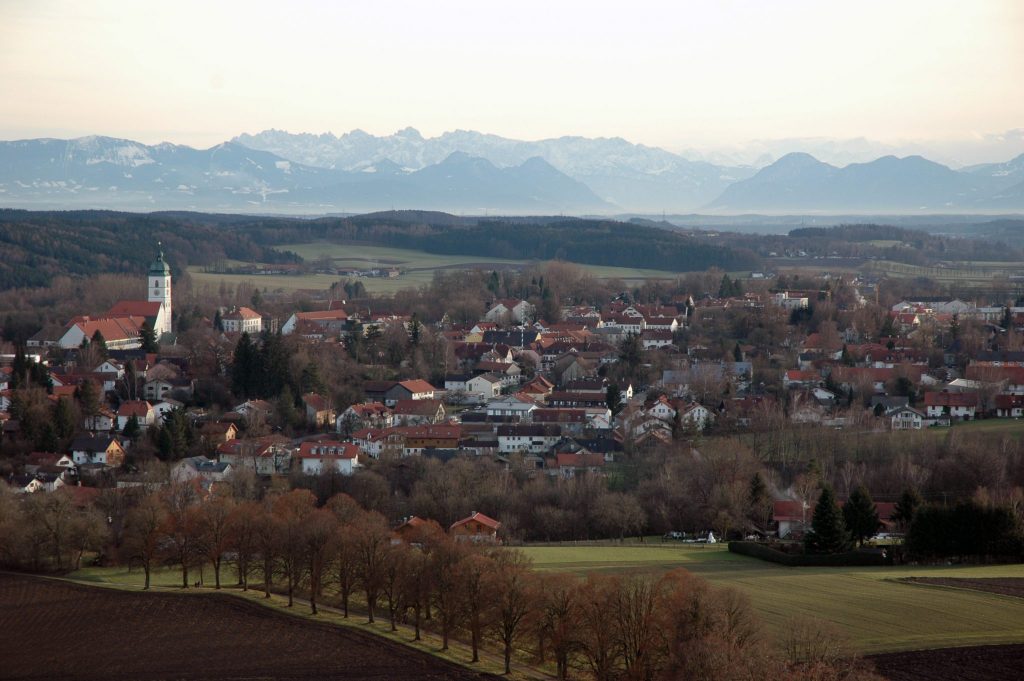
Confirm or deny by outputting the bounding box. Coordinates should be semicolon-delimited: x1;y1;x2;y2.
148;244;172;335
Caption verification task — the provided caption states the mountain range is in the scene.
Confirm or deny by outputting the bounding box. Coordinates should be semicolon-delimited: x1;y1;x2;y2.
0;130;1022;214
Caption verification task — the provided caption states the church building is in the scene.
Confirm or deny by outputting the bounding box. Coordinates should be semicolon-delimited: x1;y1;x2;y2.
56;245;173;350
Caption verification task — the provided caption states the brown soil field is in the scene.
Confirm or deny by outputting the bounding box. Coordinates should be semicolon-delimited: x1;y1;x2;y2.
0;573;498;681
901;577;1024;599
870;644;1024;681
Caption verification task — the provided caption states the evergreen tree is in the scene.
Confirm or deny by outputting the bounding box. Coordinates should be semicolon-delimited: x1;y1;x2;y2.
1001;305;1013;330
231;332;256;398
53;397;77;440
733;342;743;362
300;362;325;395
605;384;624;416
893;488;923;532
213;309;224;332
90;330;109;359
10;344;27;390
747;472;772;531
122;413;141;441
275;385;300;430
805;485;850;554
718;274;734;298
157;426;174;460
841;344;854;366
76;380;102;428
37;422;60;453
139;320;159;353
843;484;880;546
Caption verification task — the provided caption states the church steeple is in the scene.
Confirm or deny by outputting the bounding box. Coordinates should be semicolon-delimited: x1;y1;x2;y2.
147;242;172;335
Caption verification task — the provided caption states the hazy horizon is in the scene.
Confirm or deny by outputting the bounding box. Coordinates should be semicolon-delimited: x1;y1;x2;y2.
2;1;1023;166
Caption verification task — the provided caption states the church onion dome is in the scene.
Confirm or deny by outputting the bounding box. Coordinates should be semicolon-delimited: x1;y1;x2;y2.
149;245;172;276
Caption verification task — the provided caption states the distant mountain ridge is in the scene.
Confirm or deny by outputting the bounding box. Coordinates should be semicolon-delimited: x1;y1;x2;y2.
708;152;1024;212
1;131;1023;213
0;136;608;213
233;128;757;211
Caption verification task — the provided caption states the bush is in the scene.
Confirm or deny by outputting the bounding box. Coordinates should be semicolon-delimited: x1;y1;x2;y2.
729;541;890;567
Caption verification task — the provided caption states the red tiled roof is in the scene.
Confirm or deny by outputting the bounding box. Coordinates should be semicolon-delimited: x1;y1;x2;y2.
295;309;348;321
399;379;435;394
393;399;443;416
923;391;979;408
223;306;262;321
450;511;500;531
106;300;162;318
117;400;152;418
298;440;359;459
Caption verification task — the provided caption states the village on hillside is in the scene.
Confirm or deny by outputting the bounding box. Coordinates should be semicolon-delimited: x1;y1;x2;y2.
4;244;1024;542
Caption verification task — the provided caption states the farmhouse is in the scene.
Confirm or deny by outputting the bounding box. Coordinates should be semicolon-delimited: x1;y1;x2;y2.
450;511;501;543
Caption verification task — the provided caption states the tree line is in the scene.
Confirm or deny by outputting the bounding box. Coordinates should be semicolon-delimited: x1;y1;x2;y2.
0;483;880;680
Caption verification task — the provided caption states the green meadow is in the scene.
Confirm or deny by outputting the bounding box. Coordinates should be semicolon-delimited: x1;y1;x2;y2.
522;543;1024;654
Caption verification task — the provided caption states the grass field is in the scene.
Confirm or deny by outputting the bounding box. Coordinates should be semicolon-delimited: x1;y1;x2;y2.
189;241;682;295
68;547;1024;656
521;544;1024;654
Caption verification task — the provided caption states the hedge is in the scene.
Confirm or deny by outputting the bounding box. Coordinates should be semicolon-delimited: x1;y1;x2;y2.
728;541;890;567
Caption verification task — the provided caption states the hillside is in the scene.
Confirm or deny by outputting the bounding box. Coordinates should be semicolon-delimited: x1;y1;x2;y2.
0;209;761;291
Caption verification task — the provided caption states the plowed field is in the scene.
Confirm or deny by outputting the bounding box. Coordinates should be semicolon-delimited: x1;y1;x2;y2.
0;574;496;681
870;644;1024;681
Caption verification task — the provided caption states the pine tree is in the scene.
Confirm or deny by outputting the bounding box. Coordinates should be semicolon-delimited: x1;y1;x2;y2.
805;485;850;554
213;309;224;332
140;320;159;352
231;332;256;398
53;397;77;441
157;426;174;460
605;384;624;416
733;342;743;362
122;413;141;441
747;472;772;531
843;484;880;546
893;488;923;532
90;330;109;359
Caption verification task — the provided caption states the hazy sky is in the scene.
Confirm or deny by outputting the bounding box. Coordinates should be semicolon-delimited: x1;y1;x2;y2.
2;0;1022;158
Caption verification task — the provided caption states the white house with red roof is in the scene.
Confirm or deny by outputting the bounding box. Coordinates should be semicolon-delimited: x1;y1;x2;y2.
116;400;155;431
221;306;263;334
281;309;348;335
298;439;362;475
58;316;146;350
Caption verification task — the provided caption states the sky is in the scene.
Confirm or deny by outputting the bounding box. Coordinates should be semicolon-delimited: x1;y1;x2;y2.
1;0;1022;163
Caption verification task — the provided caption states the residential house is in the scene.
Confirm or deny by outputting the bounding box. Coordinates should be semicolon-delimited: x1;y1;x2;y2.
336;402;393;434
233;399;274;425
302;393;336;428
143;377;194;402
486;395;538;421
216;436;292;475
199;421;238;446
924;391;979;420
221;306;264;334
889;406;925;430
281;309;348;335
70;435;126;467
298;440;362;475
497;424;563;454
450;511;501;543
116;400;156;431
58;316;145;350
172;456;233;483
392;399;446;426
484;299;535;324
